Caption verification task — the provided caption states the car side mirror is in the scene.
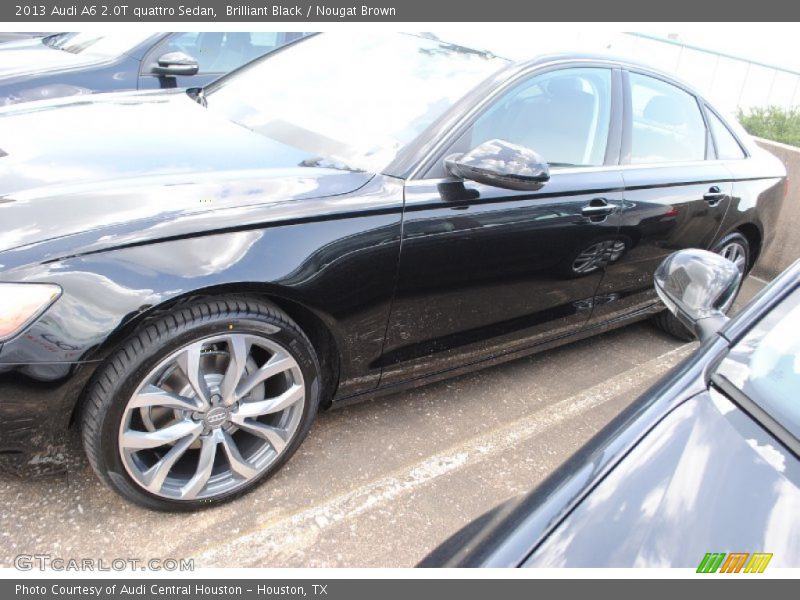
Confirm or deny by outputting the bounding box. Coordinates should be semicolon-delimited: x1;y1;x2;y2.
444;139;550;191
654;249;742;341
152;51;199;77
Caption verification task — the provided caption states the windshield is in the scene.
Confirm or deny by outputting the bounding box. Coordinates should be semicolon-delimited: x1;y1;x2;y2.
205;33;508;173
716;286;800;440
43;32;155;58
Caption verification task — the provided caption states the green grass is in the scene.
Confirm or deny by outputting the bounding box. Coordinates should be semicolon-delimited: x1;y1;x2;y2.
738;106;800;147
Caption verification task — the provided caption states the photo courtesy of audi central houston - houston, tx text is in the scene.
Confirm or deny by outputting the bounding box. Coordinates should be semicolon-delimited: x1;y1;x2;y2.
0;14;799;583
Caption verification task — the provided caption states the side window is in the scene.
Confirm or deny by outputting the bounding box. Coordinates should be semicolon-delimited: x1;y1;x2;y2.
629;73;706;164
468;68;612;167
706;107;747;159
158;32;281;74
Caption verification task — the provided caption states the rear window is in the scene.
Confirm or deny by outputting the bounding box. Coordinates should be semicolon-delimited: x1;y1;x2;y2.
629;72;707;164
706;107;746;160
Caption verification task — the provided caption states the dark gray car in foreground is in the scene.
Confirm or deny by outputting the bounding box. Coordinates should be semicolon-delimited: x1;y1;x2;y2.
421;249;800;567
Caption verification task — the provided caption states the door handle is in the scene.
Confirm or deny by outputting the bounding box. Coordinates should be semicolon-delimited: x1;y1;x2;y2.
703;186;726;205
581;198;616;217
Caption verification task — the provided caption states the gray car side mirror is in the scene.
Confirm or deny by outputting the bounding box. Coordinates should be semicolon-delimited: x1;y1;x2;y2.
152;51;200;77
654;249;742;341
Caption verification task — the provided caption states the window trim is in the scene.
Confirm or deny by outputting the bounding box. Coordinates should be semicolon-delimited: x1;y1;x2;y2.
621;67;711;167
712;372;800;459
415;61;624;180
710;280;800;459
703;103;750;160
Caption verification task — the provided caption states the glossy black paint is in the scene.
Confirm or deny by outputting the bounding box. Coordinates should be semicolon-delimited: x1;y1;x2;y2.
379;168;625;386
420;259;800;568
0;32;307;105
0;46;787;472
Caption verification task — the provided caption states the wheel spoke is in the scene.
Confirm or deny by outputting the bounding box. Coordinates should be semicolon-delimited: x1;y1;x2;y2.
121;419;202;450
129;385;201;412
176;343;211;410
119;333;306;501
220;335;250;406
232;419;290;454
139;431;199;494
220;430;258;479
721;243;746;274
234;384;304;418
236;351;294;399
180;434;218;499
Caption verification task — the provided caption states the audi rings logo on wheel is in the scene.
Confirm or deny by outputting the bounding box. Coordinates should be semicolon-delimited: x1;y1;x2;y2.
204;407;229;428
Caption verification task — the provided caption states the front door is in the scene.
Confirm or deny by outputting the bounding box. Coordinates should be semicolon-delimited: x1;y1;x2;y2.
379;66;626;386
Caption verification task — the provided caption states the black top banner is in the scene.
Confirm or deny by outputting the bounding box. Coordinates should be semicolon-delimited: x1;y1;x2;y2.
3;0;800;21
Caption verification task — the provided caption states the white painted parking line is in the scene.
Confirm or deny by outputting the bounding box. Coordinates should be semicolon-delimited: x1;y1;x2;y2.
195;343;695;565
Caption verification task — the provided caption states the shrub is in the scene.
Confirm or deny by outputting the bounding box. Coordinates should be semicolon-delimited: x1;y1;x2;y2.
738;106;800;147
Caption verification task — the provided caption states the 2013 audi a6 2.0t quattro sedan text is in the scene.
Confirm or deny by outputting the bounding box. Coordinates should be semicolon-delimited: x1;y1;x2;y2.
0;33;786;509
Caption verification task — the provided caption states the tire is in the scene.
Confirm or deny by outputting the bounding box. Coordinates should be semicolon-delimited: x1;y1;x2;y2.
653;231;751;341
81;296;321;511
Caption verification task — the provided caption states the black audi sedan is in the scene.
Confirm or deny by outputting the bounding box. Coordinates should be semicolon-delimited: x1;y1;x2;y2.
420;249;800;568
0;33;786;510
0;31;310;105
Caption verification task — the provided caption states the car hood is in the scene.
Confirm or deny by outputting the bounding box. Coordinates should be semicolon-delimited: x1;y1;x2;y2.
0;38;111;79
0;90;374;258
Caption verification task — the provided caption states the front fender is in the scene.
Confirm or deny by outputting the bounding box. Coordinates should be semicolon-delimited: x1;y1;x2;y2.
0;177;404;401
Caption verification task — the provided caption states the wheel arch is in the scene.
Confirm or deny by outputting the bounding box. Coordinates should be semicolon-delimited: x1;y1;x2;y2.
735;221;763;270
69;282;344;429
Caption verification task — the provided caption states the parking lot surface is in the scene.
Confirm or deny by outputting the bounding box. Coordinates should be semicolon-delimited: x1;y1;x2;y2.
0;278;764;568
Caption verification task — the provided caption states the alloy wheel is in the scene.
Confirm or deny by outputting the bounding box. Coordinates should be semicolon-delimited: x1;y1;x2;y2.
117;333;305;501
719;241;748;274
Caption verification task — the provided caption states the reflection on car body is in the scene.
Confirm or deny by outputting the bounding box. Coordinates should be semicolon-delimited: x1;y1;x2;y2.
421;251;800;568
0;33;787;509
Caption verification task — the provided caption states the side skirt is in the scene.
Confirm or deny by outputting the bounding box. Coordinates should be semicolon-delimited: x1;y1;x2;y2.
330;302;664;409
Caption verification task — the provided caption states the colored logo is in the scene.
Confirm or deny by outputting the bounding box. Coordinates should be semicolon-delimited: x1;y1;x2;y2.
697;552;773;573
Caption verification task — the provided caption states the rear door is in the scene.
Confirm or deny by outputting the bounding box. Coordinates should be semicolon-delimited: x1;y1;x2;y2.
379;66;626;386
588;70;733;325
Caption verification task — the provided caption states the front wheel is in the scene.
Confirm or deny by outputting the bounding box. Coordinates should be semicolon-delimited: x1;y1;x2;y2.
653;232;751;341
81;297;321;511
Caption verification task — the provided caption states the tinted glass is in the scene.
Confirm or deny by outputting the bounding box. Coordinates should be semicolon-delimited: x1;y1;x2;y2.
629;73;706;164
707;108;746;159
716;287;800;440
207;33;508;173
469;68;612;167
161;32;294;74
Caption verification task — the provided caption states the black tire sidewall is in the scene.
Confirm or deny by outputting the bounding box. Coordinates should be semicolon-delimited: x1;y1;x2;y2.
90;310;320;511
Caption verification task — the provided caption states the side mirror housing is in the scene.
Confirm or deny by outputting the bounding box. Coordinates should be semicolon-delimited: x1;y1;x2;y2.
152;51;199;77
444;139;550;191
654;249;742;341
